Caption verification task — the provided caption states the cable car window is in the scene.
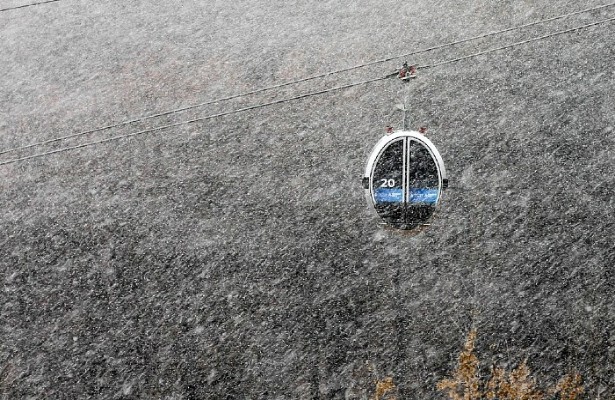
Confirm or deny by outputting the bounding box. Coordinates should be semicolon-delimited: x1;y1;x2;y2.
408;139;439;205
371;139;404;226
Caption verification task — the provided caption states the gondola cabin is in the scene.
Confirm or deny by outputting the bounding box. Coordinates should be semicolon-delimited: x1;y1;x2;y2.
362;131;448;230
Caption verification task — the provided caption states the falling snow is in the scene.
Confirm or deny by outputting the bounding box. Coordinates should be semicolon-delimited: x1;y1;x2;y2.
1;0;614;398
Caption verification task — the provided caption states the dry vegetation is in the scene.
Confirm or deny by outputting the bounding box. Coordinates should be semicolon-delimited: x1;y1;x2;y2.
436;329;584;400
372;376;397;400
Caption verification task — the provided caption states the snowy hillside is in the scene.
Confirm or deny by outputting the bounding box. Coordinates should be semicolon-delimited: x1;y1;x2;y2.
1;1;614;398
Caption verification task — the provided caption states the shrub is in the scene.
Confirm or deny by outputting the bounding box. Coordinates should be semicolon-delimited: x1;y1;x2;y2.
436;329;584;400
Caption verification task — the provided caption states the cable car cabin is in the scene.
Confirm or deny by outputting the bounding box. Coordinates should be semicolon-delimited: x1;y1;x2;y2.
362;131;447;230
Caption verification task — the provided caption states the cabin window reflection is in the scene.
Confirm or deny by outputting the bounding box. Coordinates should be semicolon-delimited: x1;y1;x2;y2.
408;140;438;188
372;139;404;191
371;139;405;226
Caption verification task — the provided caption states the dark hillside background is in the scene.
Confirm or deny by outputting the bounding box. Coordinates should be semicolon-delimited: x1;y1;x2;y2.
1;1;614;398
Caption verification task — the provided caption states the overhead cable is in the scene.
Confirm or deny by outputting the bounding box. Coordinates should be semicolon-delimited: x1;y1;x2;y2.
2;2;614;156
0;75;392;166
1;15;614;166
0;0;60;12
420;16;615;69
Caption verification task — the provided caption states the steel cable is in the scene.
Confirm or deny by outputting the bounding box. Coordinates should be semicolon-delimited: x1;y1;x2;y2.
0;0;60;12
1;15;614;166
1;2;614;157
